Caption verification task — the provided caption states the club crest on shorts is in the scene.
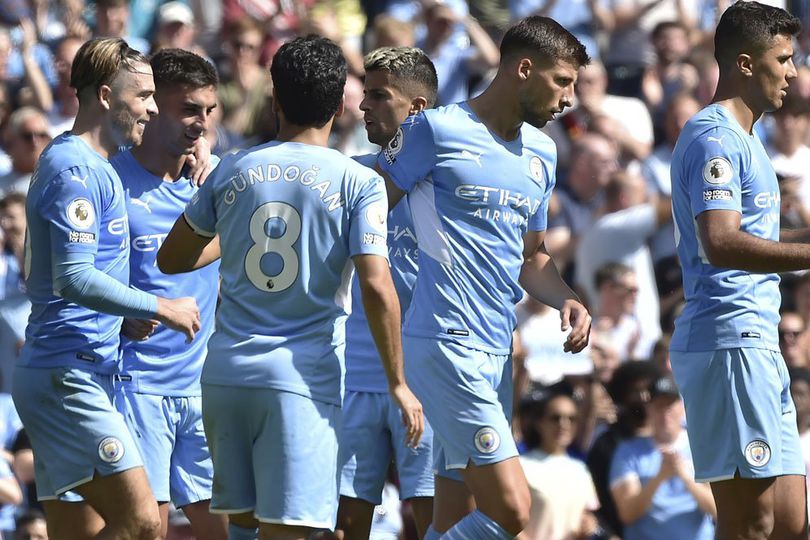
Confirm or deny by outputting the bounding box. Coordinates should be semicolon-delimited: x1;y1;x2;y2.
474;426;500;454
744;439;771;467
98;437;125;464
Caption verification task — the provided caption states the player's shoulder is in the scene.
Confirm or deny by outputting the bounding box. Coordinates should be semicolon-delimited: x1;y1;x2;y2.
32;134;115;194
519;122;557;157
679;104;749;155
351;153;378;169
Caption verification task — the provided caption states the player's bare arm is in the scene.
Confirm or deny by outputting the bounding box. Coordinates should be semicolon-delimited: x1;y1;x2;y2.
157;215;217;274
698;209;810;272
519;229;591;353
354;253;424;447
374;165;406;211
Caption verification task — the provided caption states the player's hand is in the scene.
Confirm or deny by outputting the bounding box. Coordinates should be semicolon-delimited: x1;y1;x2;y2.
121;318;159;341
187;137;213;186
155;296;201;343
391;383;424;448
560;298;591;353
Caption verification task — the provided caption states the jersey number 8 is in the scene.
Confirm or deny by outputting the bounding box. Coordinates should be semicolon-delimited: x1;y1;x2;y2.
245;201;302;293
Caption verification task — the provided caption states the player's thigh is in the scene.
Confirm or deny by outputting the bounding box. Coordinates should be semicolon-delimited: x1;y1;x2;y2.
387;394;435;502
252;389;340;529
41;500;104;540
402;337;517;476
182;500;228;540
201;384;259;514
171;395;215;508
672;348;804;482
432;475;475;533
75;467;159;529
336;496;375;540
711;476;777;539
407;496;434;538
338;391;391;505
772;474;808;540
116;388;174;503
13;366;143;500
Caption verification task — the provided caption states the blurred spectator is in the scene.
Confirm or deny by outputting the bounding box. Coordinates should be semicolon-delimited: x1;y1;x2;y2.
780;311;810;369
642;93;699;320
517;297;594;386
587;360;660;538
370;14;415;48
507;0;614;60
565;61;654;162
0;388;20;537
305;1;367;77
188;0;223;58
575;171;667;357
0;191;26;270
0;193;28;393
92;0;149;53
520;392;600;540
418;1;499;106
592;262;643;363
789;366;810;522
602;0;698;97
793;272;810;330
609;375;715;540
205;99;247;157
217;18;272;141
151;2;202;54
47;35;81;137
768;94;810;208
651;334;672;374
689;48;719;106
0;84;11;175
545;133;618;270
14;510;47;540
642;21;699;137
10;430;34;512
2;20;55;112
0;107;50;196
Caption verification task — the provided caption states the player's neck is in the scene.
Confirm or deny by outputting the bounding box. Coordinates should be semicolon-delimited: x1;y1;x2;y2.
712;86;760;134
276;121;333;147
70;109;118;159
131;138;185;181
468;85;523;141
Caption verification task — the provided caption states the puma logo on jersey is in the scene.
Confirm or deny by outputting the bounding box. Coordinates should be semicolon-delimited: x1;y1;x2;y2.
131;196;152;213
707;136;725;147
71;175;88;188
460;150;483;167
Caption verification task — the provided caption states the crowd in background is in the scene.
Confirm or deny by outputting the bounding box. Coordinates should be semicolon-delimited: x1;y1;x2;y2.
0;0;808;538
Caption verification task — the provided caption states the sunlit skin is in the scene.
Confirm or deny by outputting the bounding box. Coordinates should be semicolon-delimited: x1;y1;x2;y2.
749;34;797;113
518;58;577;128
360;70;415;146
158;85;217;157
104;62;158;149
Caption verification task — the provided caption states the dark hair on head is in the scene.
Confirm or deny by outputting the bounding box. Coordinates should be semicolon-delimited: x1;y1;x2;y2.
500;16;590;69
606;360;661;404
15;509;46;529
652;20;687;41
150;48;218;91
790;367;810;388
0;191;25;210
70;37;149;101
271;35;347;128
595;261;633;290
364;47;439;107
714;1;801;69
774;92;810;117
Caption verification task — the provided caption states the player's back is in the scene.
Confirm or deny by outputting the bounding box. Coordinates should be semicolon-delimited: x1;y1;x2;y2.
670;104;780;353
21;133;130;372
185;141;389;405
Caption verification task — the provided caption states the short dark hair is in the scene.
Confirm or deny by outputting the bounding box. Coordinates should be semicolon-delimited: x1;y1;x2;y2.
606;360;661;404
15;509;46;530
0;192;25;210
595;261;633;290
500;16;590;69
790;367;810;389
270;35;347;128
714;1;801;69
364;47;439;108
652;20;687;41
150;48;218;91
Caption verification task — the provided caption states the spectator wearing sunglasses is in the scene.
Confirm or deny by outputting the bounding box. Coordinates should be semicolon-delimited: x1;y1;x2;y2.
0;106;50;196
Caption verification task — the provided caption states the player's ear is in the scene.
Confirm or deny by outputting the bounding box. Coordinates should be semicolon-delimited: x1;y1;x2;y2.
737;53;753;78
98;84;113;111
334;95;345;119
409;96;428;115
517;57;532;82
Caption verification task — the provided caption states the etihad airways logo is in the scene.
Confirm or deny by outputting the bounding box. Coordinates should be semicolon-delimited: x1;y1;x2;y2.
454;185;542;213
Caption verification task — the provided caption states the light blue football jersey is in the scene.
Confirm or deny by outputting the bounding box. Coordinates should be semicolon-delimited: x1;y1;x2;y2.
184;141;389;405
112;151;221;396
671;104;781;353
21;134;134;373
344;153;418;393
378;103;555;355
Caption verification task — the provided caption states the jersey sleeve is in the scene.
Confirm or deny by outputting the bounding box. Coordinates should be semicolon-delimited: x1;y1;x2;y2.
683;127;749;218
348;174;389;258
528;153;558;232
377;112;438;193
38;167;107;256
183;161;220;238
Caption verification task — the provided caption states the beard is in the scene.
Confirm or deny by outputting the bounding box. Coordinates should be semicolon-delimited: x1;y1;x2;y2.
519;98;549;129
109;102;142;147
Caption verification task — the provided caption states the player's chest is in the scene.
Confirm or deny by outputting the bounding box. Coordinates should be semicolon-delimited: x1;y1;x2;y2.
740;148;780;230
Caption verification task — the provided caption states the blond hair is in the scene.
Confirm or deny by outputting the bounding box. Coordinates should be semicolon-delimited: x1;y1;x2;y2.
70;38;148;102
